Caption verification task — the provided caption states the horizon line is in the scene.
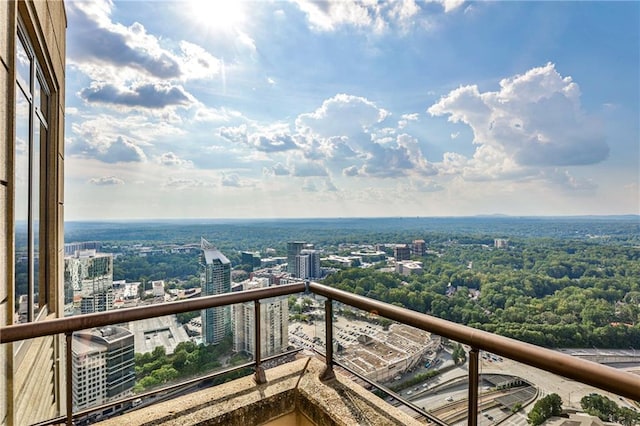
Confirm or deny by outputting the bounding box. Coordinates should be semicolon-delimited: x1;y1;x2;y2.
63;214;640;223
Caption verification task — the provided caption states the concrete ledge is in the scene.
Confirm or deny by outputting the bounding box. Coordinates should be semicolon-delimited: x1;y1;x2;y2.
97;356;422;426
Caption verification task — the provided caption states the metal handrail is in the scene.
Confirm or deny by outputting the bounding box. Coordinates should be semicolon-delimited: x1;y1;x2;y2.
1;280;639;426
309;282;640;401
0;282;306;344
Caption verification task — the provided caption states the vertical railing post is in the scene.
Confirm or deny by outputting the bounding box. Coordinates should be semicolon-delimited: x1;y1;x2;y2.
320;298;335;381
65;332;73;426
468;347;479;426
254;300;266;384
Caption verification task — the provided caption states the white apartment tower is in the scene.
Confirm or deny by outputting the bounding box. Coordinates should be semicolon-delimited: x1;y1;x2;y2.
233;278;289;358
201;238;232;345
297;249;321;279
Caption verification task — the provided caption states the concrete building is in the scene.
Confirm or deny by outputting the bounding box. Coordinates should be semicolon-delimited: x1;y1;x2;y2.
494;238;509;249
286;241;306;275
393;244;411;261
64;241;101;256
349;250;386;263
412;239;426;257
233;278;289;358
396;260;424;276
2;1;67;422
201;238;232;345
151;280;165;297
72;327;135;411
129;315;190;356
299;249;321;279
64;249;114;314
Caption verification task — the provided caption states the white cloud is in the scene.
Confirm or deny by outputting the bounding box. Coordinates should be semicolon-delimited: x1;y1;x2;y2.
88;176;125;186
158;152;194;168
69;134;146;164
291;160;328;177
163;177;209;189
292;0;460;33
179;41;222;80
79;81;193;109
296;93;390;138
428;63;609;172
434;0;465;13
220;124;299;152
398;112;419;128
221;173;252;187
293;0;382;32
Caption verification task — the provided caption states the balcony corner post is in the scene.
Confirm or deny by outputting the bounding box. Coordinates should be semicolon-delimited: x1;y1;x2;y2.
468;347;479;426
65;332;74;426
320;298;335;381
253;300;267;385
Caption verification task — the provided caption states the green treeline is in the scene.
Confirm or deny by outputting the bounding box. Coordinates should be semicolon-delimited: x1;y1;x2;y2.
323;240;640;348
114;252;200;283
581;394;640;425
134;336;251;392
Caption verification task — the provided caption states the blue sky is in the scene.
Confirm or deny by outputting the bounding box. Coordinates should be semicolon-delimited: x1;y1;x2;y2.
63;0;639;220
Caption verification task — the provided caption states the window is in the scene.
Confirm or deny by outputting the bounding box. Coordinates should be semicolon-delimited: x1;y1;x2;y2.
14;21;50;323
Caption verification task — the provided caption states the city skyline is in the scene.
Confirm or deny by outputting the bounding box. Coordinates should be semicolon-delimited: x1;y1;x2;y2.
64;1;639;220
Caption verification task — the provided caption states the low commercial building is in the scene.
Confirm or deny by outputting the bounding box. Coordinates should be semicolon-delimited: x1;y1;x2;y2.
396;260;423;276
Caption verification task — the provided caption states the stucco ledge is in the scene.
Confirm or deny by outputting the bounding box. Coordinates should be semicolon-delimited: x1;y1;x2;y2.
96;356;423;426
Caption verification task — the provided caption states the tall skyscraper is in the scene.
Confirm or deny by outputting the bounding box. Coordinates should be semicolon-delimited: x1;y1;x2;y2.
201;238;232;345
64;249;114;315
233;278;289;358
72;326;135;411
297;249;321;279
286;241;306;275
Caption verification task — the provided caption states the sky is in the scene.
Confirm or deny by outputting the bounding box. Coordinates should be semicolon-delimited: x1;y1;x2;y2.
63;0;640;220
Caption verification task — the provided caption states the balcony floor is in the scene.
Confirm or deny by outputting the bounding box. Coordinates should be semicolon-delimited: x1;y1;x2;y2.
97;355;423;426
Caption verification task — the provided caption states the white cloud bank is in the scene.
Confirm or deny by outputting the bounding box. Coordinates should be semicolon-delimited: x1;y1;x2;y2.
428;62;609;184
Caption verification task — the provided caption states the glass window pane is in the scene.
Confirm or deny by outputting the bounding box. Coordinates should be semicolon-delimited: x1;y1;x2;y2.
14;89;30;323
16;36;31;95
33;122;41;316
35;74;48;122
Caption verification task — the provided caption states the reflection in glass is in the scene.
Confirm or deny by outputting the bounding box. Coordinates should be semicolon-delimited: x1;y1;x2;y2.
16;36;30;93
14;89;30;323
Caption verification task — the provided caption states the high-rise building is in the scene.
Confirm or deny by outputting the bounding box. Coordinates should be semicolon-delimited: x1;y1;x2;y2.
298;249;321;279
233;278;288;358
201;238;232;344
72;326;135;411
64;249;114;314
393;244;411;261
241;251;261;271
286;241;306;275
412;239;426;257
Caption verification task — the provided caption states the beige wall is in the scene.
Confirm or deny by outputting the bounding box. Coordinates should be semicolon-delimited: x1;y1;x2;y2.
2;1;66;424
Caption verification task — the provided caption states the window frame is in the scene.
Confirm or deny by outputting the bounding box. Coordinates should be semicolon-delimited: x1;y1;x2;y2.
14;17;51;324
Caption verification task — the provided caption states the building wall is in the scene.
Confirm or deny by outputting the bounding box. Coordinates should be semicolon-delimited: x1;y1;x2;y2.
1;1;66;424
201;248;231;345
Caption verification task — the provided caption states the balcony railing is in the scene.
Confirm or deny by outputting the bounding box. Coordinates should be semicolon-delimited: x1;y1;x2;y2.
2;281;639;426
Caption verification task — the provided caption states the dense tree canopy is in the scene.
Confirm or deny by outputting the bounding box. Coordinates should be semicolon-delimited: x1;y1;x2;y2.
323;238;640;348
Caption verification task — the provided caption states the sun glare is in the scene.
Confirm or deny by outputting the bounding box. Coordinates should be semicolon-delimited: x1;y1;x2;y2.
186;0;246;32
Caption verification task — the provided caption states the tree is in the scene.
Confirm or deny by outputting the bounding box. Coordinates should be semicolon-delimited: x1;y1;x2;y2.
451;343;466;365
527;393;562;426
